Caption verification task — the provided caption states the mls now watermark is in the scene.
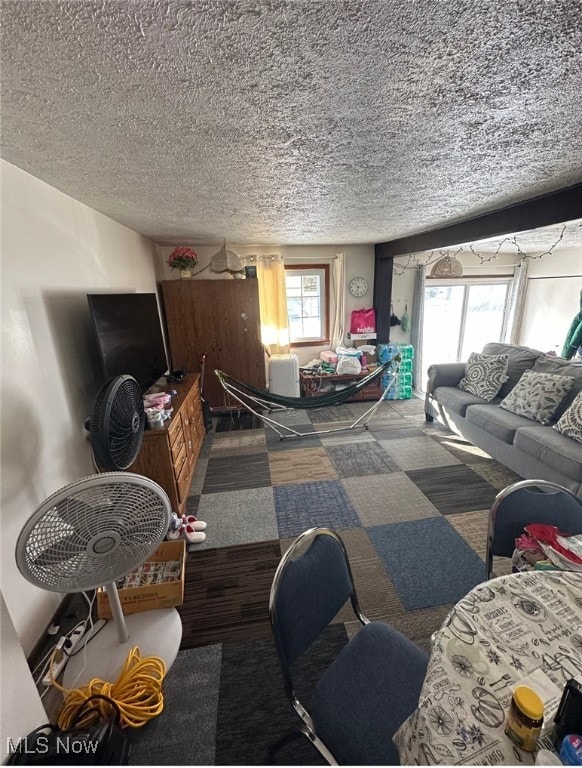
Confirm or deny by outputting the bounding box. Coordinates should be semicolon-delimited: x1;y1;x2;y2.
7;734;100;757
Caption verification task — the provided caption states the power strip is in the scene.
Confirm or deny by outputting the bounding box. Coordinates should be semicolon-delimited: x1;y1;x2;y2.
42;625;85;686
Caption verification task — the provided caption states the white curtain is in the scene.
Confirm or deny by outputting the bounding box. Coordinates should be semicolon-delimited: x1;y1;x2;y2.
330;253;346;350
501;259;528;344
410;264;426;390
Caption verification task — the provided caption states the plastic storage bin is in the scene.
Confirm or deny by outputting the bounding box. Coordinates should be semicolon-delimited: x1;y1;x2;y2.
268;353;300;397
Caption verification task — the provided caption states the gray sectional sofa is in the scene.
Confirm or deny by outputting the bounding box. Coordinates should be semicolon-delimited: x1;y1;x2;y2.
424;342;582;498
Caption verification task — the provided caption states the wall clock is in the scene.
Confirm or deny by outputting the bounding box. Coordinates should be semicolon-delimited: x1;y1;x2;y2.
349;276;368;297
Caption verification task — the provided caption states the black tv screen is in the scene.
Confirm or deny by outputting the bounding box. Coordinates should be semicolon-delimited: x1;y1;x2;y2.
88;293;168;393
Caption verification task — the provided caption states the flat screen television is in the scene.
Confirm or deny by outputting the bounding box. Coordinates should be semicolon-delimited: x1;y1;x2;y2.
87;292;169;393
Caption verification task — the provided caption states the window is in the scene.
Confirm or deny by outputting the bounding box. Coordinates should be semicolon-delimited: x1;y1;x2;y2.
285;264;330;345
421;278;511;389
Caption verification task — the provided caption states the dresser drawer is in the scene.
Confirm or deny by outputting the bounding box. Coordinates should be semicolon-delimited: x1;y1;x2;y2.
360;384;382;400
176;449;192;503
167;416;183;448
170;426;186;463
173;442;188;481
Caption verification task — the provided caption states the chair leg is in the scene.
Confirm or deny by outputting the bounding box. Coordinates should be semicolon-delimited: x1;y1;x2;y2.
486;552;493;580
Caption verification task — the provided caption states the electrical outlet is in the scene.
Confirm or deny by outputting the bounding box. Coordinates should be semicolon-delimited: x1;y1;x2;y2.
42;626;85;686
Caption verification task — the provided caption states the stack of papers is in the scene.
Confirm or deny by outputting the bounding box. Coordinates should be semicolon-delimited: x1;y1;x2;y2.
116;559;182;589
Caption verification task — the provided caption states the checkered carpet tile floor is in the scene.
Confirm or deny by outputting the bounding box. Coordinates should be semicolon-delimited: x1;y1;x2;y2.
129;397;520;765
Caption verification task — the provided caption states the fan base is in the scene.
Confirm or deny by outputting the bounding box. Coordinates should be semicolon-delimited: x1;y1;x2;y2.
62;607;182;690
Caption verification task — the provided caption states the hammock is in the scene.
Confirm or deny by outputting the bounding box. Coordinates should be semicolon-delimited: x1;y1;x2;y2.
215;361;398;439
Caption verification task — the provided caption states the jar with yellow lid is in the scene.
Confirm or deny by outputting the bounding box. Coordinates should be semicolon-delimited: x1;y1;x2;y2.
505;685;544;752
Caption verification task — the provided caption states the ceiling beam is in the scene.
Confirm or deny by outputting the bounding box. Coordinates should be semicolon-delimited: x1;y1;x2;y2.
375;183;582;257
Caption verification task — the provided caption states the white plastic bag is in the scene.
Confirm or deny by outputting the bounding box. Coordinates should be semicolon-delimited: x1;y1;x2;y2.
336;355;361;375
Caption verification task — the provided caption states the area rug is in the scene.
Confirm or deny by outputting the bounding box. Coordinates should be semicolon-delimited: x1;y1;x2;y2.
130;396;520;765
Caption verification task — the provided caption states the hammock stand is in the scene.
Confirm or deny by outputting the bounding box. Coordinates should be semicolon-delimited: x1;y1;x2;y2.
215;361;398;439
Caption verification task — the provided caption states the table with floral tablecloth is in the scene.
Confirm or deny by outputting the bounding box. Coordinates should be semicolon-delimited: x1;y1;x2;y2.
394;571;582;765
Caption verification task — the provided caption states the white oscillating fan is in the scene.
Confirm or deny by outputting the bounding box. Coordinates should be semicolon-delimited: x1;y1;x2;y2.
15;472;182;688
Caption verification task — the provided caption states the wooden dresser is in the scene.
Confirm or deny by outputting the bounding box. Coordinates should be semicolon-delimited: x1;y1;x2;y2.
128;374;204;515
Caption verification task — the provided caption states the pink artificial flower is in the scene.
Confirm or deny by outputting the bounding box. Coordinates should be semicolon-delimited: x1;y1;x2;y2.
167;246;199;270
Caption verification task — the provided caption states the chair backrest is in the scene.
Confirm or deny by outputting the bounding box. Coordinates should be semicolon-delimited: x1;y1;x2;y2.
269;528;365;695
486;479;582;577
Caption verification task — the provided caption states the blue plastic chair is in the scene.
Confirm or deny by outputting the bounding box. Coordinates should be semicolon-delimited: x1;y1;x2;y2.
486;479;582;579
269;527;428;765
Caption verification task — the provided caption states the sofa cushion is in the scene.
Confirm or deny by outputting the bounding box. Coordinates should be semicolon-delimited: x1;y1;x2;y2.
482;342;545;398
515;425;582;484
554;390;582;444
466;403;544;444
434;386;488;417
532;356;582;417
458;352;509;401
500;370;575;425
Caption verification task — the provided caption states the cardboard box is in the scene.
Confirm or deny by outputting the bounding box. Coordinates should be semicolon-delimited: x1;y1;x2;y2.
353;340;377;366
97;540;186;619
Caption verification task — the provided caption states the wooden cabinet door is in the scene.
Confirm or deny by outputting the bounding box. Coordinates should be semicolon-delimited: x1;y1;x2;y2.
163;279;265;407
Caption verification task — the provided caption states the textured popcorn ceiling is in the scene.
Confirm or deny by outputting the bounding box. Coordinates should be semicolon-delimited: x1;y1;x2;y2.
1;0;582;249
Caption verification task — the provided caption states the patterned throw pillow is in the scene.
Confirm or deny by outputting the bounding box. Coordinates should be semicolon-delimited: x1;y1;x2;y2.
458;352;509;401
500;370;575;424
554;390;582;443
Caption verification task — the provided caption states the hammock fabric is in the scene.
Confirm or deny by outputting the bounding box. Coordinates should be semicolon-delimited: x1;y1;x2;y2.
215;361;393;410
215;361;399;440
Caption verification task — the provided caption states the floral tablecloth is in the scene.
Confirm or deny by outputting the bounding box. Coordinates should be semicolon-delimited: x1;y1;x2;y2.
394;572;582;765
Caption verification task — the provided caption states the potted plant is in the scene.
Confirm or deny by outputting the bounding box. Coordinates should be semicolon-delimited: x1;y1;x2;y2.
167;246;199;279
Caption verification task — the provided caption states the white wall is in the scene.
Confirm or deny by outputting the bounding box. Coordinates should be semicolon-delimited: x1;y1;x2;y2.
390;247;581;349
1;161;160;710
157;243;375;365
389;263;417;346
519;247;582;352
1;592;47;760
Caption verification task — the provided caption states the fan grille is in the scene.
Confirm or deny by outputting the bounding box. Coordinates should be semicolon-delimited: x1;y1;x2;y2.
91;376;145;471
16;473;171;592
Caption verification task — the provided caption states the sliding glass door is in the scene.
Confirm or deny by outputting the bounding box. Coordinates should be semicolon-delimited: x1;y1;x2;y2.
421;279;510;390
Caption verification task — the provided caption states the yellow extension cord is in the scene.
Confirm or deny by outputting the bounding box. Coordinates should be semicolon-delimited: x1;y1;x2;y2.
50;646;167;730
